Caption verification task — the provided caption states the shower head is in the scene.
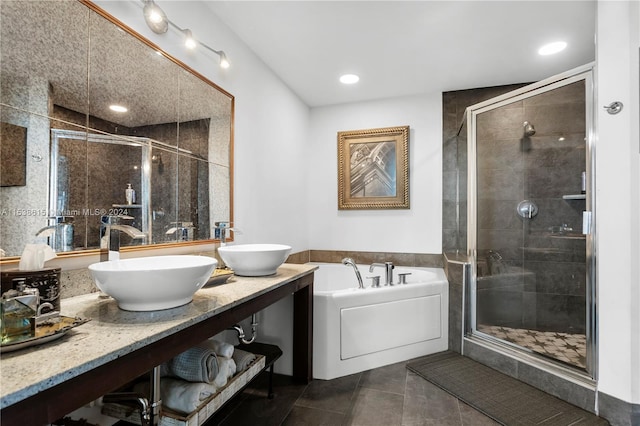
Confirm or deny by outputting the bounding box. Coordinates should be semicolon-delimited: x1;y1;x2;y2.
523;121;536;137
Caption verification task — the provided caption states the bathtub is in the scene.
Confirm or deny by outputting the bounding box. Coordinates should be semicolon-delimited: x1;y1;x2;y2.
311;262;448;380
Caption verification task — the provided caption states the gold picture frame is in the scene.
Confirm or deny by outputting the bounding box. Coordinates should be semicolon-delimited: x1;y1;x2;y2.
338;125;409;210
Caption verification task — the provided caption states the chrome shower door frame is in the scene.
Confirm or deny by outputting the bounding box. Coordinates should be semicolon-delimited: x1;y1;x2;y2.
464;63;597;381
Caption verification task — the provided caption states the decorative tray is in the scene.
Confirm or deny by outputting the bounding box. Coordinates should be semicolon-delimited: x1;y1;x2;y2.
0;315;90;353
205;268;235;286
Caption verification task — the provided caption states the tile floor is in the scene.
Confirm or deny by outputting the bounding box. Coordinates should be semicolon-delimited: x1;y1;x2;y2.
207;360;500;426
477;324;587;369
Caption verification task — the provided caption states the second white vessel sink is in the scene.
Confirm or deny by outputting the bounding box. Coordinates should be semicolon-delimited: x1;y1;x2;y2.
88;255;217;311
218;244;291;276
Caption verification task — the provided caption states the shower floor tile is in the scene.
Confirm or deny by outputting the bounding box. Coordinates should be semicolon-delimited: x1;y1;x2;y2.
477;324;587;369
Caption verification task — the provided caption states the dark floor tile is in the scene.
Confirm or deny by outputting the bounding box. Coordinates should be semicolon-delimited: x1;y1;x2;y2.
295;373;362;414
282;406;346;426
402;371;461;424
345;387;404;426
206;372;307;426
359;361;408;395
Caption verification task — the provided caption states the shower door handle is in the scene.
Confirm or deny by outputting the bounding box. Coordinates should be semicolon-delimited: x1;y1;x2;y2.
582;211;592;235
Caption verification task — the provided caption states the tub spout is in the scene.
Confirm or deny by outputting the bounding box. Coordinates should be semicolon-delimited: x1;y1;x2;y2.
369;262;394;285
342;258;364;289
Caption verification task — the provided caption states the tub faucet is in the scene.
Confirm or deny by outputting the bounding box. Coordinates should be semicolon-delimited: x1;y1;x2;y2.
100;215;146;261
369;262;394;285
342;258;364;289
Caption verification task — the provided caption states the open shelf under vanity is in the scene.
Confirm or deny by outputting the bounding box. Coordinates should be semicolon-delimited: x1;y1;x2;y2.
102;343;282;426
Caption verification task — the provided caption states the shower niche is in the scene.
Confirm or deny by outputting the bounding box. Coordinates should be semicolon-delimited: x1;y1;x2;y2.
463;66;595;376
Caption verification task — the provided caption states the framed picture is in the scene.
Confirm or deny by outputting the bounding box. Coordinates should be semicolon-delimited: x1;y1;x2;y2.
337;125;409;210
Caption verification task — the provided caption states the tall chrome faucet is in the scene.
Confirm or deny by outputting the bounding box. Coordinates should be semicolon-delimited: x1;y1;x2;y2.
214;221;232;246
100;215;146;261
369;262;394;286
342;258;364;289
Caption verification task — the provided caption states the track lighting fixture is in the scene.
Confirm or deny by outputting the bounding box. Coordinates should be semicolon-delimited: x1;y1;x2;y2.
140;0;230;69
143;0;168;34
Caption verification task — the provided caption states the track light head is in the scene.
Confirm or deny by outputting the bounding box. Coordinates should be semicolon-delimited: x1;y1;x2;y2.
219;51;230;69
183;29;197;49
143;0;168;34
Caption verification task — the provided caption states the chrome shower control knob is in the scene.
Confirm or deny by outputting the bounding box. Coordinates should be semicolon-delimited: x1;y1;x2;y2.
516;200;538;219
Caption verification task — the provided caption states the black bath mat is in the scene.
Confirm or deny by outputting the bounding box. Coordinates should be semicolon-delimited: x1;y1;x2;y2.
406;351;609;426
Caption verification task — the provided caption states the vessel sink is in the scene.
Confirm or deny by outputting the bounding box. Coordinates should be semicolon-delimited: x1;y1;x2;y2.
88;255;217;311
218;244;291;276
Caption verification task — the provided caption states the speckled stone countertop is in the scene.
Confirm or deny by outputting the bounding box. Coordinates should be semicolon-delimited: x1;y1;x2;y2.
0;263;317;410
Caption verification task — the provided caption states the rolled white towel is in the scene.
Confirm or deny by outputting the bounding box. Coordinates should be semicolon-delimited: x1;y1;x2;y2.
202;339;234;358
232;349;257;373
163;346;218;384
133;378;217;415
213;357;237;388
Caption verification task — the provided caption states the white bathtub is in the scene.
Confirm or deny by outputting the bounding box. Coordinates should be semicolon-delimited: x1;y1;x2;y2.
311;262;448;380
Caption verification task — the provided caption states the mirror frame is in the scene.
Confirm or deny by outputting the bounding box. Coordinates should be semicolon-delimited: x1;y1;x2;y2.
0;0;234;265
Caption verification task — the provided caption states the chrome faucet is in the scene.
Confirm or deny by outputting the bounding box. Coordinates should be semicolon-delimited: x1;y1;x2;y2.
165;221;195;242
342;258;364;289
369;262;394;286
214;221;232;246
35;216;74;252
100;215;146;261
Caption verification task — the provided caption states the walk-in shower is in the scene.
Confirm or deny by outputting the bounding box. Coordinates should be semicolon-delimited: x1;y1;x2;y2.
459;65;596;379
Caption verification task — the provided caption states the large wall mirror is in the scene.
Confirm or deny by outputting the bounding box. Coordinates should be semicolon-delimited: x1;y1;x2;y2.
0;0;233;259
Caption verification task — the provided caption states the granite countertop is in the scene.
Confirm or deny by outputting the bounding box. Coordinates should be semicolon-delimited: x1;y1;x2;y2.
0;263;317;410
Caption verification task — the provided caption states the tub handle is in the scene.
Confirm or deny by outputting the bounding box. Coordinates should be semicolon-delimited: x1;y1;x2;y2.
397;273;412;284
367;276;380;288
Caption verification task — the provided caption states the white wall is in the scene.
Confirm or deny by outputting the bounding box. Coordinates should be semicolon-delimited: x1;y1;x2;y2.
308;94;443;254
595;0;640;405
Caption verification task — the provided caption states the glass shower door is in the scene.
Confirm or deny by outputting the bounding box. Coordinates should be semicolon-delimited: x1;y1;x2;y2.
468;70;594;376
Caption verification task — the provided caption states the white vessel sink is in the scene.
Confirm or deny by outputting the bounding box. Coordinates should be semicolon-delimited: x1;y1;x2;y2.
88;255;217;311
218;244;291;276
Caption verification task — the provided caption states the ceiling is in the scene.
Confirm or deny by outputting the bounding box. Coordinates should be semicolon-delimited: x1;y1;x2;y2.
205;1;596;108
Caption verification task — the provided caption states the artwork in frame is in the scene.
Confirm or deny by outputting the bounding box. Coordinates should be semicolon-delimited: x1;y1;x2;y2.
337;125;409;210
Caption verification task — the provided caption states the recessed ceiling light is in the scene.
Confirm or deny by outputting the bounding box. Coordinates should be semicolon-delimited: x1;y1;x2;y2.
109;104;128;113
538;41;567;56
340;74;359;84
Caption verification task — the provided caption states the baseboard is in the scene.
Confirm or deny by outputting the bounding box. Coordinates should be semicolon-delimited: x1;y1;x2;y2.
598;391;640;426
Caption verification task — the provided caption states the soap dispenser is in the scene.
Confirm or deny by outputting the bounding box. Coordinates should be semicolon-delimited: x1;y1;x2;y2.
125;183;136;205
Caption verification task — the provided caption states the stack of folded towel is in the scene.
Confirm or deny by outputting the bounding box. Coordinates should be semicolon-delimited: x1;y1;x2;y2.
134;339;257;415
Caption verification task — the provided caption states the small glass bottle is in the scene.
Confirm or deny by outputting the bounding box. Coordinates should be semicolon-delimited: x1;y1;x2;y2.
1;288;39;343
